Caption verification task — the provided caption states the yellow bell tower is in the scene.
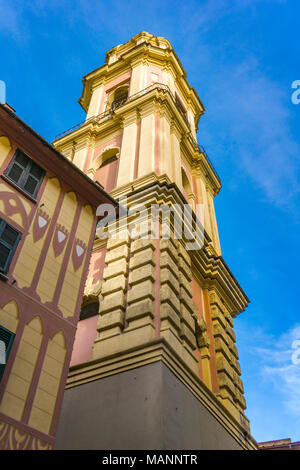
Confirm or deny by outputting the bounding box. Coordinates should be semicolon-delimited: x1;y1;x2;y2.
53;32;257;450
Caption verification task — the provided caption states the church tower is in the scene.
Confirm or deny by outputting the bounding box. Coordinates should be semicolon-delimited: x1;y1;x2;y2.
53;32;257;450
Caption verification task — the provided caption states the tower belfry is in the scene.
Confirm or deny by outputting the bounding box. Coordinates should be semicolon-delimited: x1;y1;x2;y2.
54;32;256;450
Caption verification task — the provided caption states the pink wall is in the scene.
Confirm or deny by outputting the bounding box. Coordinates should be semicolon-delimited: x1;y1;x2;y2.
147;66;162;86
92;135;122;159
191;276;204;379
99;71;131;114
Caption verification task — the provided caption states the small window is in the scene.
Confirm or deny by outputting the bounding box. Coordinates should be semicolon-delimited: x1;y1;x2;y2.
5;149;45;198
79;300;99;321
0;218;21;275
0;325;15;382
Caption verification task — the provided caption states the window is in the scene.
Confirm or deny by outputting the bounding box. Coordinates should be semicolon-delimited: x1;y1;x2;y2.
0;325;15;382
181;167;192;194
5;149;45;198
108;85;129;112
0;218;21;275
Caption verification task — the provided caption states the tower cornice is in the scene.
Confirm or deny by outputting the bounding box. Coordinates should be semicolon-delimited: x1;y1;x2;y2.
108;176;249;316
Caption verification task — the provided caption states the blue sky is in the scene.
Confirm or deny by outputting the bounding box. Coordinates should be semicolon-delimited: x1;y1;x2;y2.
1;0;299;444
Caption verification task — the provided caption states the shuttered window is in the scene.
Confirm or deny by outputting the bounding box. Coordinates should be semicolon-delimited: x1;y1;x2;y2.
5;149;45;198
0;218;21;274
0;326;15;382
100;155;118;168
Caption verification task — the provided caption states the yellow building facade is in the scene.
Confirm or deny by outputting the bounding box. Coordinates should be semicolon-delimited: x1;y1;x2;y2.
53;32;257;450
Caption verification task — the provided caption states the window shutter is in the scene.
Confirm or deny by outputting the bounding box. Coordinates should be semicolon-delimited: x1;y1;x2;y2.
0;340;5;364
1;224;19;246
100;155;118;168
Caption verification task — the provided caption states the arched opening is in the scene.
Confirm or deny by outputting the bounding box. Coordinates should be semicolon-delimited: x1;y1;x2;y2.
100;154;118;168
175;93;189;127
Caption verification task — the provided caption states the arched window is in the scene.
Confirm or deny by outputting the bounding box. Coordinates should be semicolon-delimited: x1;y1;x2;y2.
181;167;196;211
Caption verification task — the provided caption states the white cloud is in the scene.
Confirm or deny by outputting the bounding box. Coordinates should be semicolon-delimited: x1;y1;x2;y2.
227;60;300;207
1;0;298;209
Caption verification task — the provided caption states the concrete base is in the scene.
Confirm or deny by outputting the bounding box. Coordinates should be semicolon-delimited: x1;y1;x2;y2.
55;362;243;450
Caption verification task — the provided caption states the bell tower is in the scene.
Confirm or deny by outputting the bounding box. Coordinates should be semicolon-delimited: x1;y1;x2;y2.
53;32;257;450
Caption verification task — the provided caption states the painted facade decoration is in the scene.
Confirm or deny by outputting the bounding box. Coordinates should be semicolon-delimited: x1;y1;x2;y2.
0;104;118;450
53;33;257;450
